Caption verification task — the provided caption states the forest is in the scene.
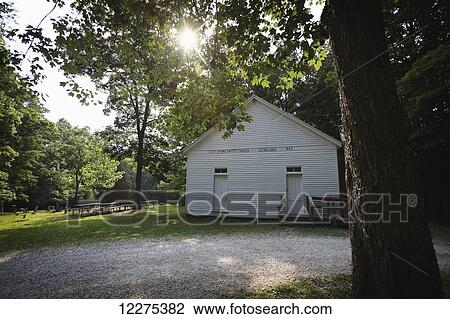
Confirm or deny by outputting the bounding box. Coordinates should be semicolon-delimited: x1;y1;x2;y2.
0;0;449;298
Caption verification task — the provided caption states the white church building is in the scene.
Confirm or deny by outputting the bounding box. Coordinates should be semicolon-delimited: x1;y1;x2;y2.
184;95;341;219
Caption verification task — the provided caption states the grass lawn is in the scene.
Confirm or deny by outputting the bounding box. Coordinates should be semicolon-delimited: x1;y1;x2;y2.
249;271;450;298
0;205;348;255
249;274;352;298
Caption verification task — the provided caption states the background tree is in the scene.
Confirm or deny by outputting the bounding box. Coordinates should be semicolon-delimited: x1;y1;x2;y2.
81;141;124;192
53;0;183;207
156;150;187;191
98;124;172;189
384;0;449;78
0;5;53;207
54;120;122;205
383;0;450;224
398;44;450;223
0;53;21;202
27;123;73;209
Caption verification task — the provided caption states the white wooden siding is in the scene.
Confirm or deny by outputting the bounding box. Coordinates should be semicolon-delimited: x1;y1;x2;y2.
185;99;340;217
193;100;336;151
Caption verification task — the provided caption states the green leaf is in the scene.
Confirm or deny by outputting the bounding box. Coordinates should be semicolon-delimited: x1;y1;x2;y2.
261;79;270;88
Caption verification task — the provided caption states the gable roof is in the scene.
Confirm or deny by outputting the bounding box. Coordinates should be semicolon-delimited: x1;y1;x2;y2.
183;95;342;154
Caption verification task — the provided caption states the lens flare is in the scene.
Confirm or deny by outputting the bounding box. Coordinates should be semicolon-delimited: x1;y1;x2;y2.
179;28;196;51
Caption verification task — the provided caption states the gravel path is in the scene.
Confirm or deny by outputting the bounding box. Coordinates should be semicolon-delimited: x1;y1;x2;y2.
0;231;448;298
0;230;351;298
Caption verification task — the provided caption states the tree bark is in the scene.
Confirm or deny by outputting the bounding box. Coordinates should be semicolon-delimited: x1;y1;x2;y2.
135;131;144;209
134;96;151;210
73;173;81;207
322;0;442;297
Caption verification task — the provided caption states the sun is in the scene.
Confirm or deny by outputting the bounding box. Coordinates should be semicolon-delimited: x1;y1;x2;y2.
179;28;197;51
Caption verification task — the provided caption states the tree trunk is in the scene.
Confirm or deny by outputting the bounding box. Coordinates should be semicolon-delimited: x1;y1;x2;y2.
135;132;144;209
322;0;442;297
73;175;80;208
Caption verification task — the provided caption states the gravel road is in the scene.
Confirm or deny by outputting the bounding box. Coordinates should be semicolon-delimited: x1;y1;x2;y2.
0;231;448;298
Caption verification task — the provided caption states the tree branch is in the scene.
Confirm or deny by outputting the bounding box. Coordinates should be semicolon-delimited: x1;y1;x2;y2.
21;2;58;62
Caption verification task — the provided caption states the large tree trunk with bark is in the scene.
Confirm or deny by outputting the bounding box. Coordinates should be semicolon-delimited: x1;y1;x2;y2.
322;0;442;297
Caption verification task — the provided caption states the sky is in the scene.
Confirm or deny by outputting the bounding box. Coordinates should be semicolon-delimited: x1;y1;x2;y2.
10;0;113;131
9;0;324;132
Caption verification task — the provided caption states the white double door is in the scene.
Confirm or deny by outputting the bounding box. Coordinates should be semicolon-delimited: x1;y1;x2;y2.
213;175;228;211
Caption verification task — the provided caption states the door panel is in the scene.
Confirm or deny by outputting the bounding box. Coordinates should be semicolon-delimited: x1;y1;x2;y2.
286;174;303;212
213;175;228;211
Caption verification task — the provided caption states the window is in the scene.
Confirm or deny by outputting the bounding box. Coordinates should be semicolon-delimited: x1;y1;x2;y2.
287;166;302;173
214;168;228;174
